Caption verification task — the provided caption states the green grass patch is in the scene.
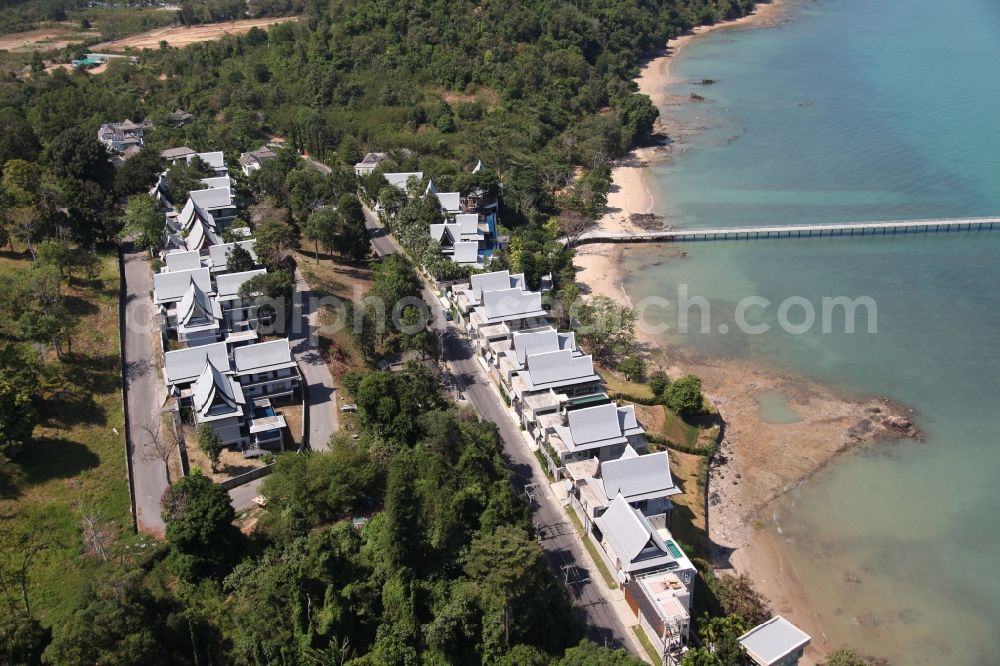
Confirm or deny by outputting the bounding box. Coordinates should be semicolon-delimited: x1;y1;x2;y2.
632;624;661;665
662;407;700;448
0;251;134;627
565;507;617;590
533;449;554;482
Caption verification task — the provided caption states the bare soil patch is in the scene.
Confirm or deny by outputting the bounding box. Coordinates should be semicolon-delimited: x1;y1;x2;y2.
92;16;298;51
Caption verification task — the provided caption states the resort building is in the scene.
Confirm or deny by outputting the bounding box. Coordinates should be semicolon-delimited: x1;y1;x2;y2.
469;287;548;352
450;270;527;325
383;171;424;191
491;326;577;387
738;616;811;666
164;249;204;272
593;494;695;581
541;402;646;475
232;339;300;401
174;280;223;347
626;569;694;662
97;119;152;153
208;240;258;273
238;146;278;176
168;109;194;126
564;446;681;532
354;152;389;175
215;269;268;331
190;359;248;449
510;348;602;429
161;146;196;162
162;341;231;398
152;267;213;308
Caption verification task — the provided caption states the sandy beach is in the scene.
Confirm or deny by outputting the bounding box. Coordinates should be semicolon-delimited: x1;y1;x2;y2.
572;2;924;662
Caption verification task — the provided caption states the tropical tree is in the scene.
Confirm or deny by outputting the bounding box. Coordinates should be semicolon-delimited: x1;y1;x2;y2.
665;374;704;417
119;195;164;251
197;423;223;473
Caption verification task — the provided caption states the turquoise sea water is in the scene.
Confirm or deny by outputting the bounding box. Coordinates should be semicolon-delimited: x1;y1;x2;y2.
626;0;1000;662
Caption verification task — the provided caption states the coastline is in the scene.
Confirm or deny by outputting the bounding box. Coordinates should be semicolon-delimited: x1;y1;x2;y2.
573;2;921;663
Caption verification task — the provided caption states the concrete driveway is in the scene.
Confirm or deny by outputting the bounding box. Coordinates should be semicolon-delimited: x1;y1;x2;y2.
121;246;169;538
290;269;338;451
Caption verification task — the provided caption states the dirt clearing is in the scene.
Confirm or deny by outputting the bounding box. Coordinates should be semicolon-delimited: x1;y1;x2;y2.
91;16;298;51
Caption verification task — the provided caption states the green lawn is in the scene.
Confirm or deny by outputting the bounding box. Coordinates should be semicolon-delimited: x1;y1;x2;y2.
0;250;136;626
632;625;662;666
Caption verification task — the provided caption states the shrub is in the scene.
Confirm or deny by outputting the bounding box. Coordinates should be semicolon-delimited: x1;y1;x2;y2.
648;371;669;398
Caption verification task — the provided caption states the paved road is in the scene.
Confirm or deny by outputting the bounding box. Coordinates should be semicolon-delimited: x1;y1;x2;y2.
362;206;642;655
289;269;338;452
122;246;169;538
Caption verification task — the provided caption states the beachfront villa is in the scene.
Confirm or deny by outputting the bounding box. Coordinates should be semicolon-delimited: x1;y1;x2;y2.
540;402;647;476
738;616;811;666
565;446;681;532
451;270;528;326
510;348;603;430
469;287;549;353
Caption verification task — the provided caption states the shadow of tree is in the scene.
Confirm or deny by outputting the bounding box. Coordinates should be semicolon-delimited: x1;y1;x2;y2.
17;437;102;485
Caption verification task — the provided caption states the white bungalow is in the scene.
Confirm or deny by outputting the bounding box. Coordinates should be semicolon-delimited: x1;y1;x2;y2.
152;267;213;307
738;616;811;666
450;270;528;325
565;446;681;532
208;240;258;273
163;249;204;272
232;339;300;401
383;171;423;191
511;348;602;429
593;494;695;580
162;341;230;397
215;269;268;330
542;402;646;474
174;281;223;347
190;359;247;448
469;287;548;351
354;152;389;176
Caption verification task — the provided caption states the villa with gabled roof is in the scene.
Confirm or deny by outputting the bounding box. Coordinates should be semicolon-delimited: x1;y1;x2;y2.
208;240;258;273
541;402;646;476
190;359;247;448
469;287;548;352
450;270;528;325
565;445;681;532
152;267;213;307
510;348;602;429
232;339;300;401
174;280;223;347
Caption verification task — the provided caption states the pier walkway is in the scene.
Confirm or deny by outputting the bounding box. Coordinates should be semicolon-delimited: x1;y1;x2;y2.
566;216;1000;246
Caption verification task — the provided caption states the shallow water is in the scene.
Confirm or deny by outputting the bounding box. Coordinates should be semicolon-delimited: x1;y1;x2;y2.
755;390;802;424
626;0;1000;661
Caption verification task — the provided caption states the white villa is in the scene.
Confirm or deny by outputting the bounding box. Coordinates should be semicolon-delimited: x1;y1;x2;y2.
541;402;646;475
565;446;681;532
738;616;811;666
469;287;548;352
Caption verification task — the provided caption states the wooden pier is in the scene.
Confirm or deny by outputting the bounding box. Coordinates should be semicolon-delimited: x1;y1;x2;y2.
565;216;1000;246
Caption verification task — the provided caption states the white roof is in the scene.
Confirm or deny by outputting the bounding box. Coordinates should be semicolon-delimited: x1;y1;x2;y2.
435;191;461;212
164;249;203;272
199;175;231;190
598;450;681;503
509;327;575;366
470;270;526;301
452;241;481;265
176;197;216;231
233;339;297;376
383;172;423;190
188;151;225;171
188;186;232;211
472;159;487;173
425;179;439;195
519;348;598;390
152;267;212;304
215;269;267;301
455;213;480;234
476;287;545;324
208;240;257;272
739;616;811;666
593;495;675;573
192;360;245;421
551;403;643;453
184;219;220;251
177;280;222;328
163;341;229;387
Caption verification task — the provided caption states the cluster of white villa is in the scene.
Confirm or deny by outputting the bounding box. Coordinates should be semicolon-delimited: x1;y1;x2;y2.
446;268;812;665
447;269;694;658
150;149;300;457
378;161;501;268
